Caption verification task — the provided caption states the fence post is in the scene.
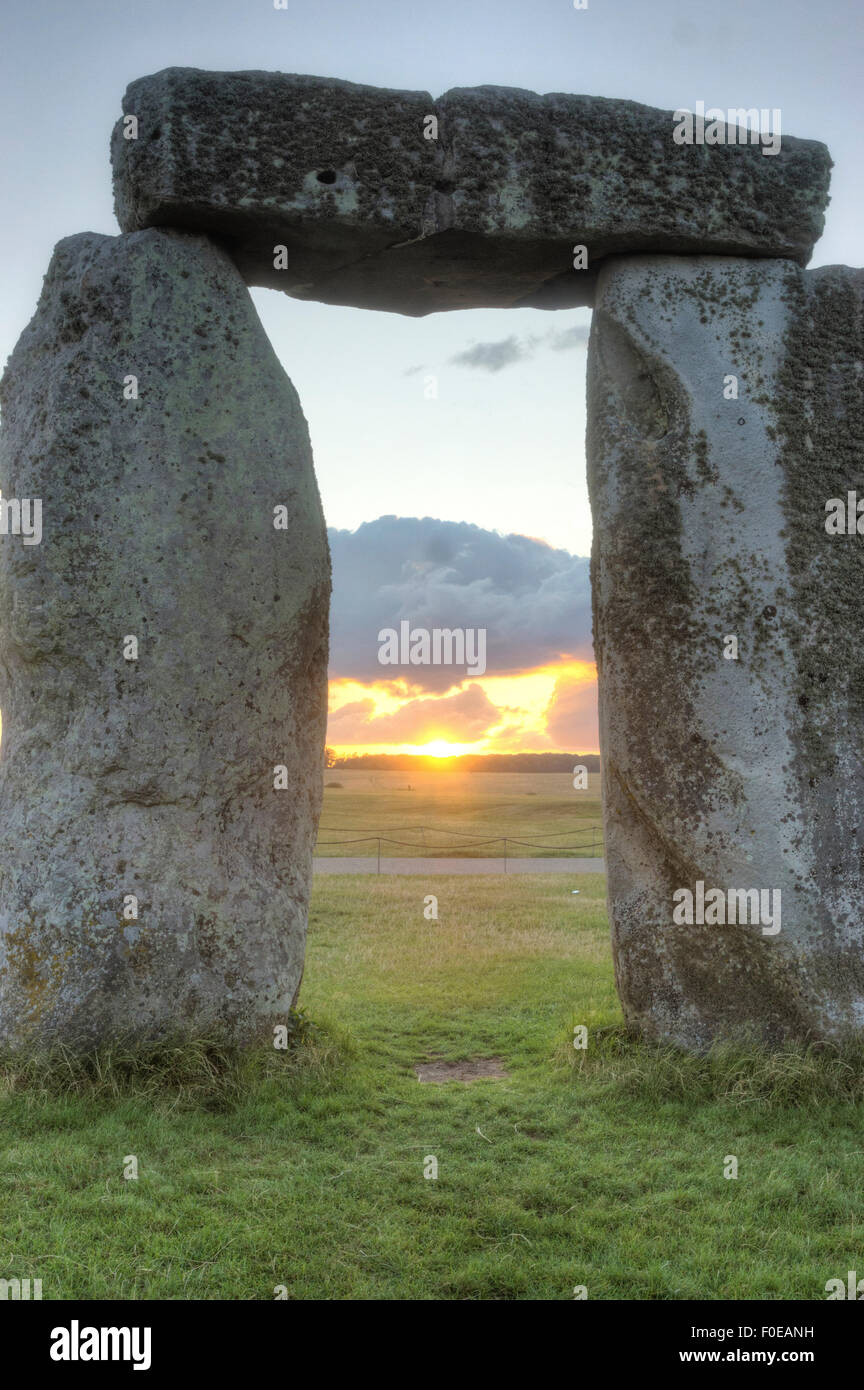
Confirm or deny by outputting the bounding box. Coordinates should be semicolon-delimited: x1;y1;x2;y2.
377;837;381;875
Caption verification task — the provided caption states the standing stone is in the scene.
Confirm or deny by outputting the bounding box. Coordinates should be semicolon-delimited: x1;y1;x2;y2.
588;254;864;1048
111;68;831;315
0;228;330;1049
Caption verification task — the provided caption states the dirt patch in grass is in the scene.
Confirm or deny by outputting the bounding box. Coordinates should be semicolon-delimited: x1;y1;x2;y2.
414;1057;509;1083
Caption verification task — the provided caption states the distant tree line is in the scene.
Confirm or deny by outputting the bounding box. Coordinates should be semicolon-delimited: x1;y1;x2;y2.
324;750;601;772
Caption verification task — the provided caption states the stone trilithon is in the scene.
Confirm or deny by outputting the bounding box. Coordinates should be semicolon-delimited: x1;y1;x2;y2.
1;67;860;1051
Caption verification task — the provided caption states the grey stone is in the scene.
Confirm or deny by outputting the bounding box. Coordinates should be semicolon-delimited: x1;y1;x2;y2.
0;228;330;1049
111;68;832;316
588;254;864;1048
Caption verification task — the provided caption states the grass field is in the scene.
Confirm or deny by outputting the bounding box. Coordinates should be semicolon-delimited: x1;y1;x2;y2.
1;870;862;1301
317;767;604;857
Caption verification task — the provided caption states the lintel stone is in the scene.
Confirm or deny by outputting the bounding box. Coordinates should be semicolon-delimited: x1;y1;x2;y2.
111;68;832;316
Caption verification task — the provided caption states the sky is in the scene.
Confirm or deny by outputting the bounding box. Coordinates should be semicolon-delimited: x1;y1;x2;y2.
1;0;862;756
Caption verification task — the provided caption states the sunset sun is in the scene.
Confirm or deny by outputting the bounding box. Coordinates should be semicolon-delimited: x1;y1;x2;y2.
416;740;476;759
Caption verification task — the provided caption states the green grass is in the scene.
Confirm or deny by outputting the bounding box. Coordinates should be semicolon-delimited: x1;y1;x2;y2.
316;768;604;856
0;873;861;1300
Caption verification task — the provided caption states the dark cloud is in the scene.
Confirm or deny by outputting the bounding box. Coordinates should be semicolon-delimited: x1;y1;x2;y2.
448;320;590;373
328;516;593;692
548;324;590;351
449;336;527;372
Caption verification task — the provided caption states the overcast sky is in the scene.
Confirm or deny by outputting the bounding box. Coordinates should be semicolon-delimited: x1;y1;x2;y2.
1;0;861;752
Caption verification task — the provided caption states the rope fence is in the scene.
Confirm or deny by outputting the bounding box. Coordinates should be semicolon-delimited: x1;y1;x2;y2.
315;823;605;871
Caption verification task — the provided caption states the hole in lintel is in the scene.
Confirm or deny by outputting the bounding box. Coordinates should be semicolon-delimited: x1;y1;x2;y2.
316;170;337;185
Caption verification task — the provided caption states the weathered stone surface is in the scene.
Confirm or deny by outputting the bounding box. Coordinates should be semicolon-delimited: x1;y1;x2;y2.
111;68;832;316
588;254;864;1048
0;228;330;1048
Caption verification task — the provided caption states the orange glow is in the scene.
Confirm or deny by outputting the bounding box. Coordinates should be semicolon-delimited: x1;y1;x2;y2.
407;740;479;759
326;658;599;758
